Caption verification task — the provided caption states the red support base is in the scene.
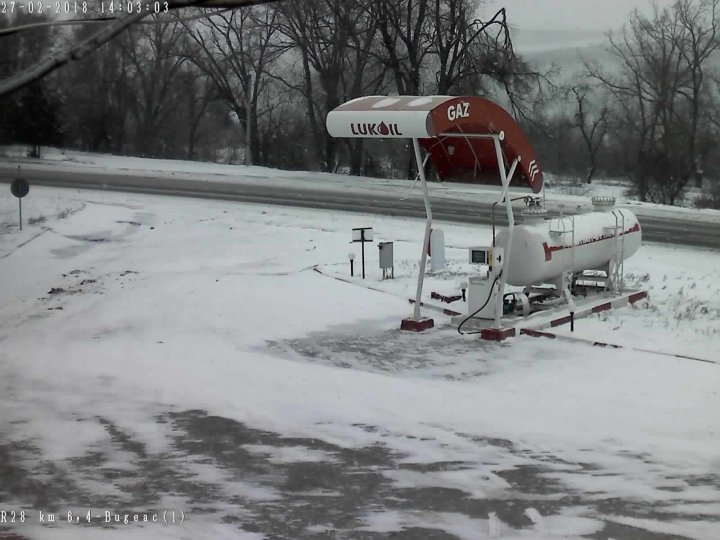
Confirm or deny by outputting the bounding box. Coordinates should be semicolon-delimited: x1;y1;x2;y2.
430;291;463;304
519;328;557;339
479;328;516;341
401;318;435;332
629;291;648;303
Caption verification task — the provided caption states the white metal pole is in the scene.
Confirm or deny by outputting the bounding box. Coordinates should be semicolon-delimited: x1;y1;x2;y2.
412;138;432;320
493;135;516;327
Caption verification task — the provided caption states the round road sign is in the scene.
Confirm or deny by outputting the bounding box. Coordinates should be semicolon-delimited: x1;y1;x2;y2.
11;178;29;198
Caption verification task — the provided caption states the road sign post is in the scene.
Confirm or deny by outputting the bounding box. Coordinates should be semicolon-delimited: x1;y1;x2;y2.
351;227;373;279
10;177;29;231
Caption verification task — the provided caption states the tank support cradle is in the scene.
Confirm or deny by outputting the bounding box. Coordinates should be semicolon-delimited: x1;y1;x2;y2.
452;289;649;341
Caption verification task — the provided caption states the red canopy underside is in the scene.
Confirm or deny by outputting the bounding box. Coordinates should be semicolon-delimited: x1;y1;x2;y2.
420;97;543;193
421;128;506;184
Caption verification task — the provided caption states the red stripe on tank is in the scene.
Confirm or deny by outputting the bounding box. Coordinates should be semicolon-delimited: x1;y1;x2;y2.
541;221;640;261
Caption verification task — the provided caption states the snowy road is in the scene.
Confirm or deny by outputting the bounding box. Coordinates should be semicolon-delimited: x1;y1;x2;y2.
1;186;719;539
0;161;719;249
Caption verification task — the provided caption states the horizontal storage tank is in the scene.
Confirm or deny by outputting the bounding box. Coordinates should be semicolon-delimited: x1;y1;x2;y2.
495;209;641;287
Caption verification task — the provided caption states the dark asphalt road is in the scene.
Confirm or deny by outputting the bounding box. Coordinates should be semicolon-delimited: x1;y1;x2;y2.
1;408;700;539
1;165;718;249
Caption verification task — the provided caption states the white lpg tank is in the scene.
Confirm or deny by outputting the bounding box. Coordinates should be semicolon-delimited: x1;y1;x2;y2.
495;203;641;287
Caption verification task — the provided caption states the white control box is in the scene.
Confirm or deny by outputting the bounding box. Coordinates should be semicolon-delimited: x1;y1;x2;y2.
468;247;504;275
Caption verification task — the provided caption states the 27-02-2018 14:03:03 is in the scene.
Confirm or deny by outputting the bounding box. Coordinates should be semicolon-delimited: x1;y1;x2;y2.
0;1;169;14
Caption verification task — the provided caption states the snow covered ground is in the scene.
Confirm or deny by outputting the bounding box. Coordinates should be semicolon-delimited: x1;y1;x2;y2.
1;185;719;539
2;146;719;224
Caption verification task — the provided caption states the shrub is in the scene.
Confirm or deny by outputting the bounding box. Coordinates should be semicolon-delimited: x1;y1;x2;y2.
695;181;720;209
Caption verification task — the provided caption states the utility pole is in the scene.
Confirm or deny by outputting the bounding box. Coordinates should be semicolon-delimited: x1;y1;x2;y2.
246;73;253;166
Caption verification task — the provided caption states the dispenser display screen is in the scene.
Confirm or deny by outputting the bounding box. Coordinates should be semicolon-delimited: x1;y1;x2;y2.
470;249;488;264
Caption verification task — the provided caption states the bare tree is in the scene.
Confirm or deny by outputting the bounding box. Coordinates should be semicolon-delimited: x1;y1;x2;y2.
177;64;216;160
432;4;519;95
186;5;283;164
340;0;386;175
586;3;717;204
372;0;433;95
279;0;379;171
0;11;62;154
674;0;720;188
432;0;470;94
370;1;549;177
365;0;434;178
568;84;609;184
118;15;189;156
59;37;133;154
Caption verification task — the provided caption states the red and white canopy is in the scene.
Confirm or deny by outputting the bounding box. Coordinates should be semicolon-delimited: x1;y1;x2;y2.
326;95;544;193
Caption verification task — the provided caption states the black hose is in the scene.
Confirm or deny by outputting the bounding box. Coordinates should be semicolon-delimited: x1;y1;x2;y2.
457;274;501;335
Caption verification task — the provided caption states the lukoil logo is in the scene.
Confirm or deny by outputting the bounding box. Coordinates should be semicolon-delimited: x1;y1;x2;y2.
350;122;403;136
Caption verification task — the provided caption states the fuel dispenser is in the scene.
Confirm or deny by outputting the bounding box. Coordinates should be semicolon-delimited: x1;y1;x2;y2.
467;246;504;320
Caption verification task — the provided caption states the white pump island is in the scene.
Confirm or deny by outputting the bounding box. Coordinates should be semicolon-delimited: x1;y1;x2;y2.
326;96;647;340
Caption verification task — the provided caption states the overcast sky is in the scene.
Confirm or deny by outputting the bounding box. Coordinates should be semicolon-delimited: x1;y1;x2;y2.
486;0;678;32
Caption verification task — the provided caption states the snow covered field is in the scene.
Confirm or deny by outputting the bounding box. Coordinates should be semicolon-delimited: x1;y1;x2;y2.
1;185;719;539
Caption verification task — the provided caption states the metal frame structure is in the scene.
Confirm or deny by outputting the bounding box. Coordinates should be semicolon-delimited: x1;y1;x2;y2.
407;133;521;327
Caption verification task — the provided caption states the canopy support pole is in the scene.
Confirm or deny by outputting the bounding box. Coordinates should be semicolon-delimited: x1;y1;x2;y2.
411;137;432;321
492;134;519;328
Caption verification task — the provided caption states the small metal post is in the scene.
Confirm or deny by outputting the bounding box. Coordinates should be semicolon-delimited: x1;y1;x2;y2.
18;164;23;233
361;232;366;279
570;312;575;332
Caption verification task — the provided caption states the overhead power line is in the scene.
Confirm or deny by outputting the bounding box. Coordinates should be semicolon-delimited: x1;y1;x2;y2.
0;18;118;37
0;8;232;37
0;0;279;97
